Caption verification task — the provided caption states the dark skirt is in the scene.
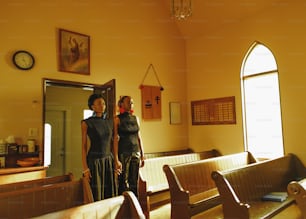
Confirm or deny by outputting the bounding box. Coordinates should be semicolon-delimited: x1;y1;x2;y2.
87;155;117;201
118;152;140;197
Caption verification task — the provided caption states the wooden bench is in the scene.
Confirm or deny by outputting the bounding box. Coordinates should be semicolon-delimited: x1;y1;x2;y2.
212;153;306;219
0;176;91;218
0;166;47;185
138;149;221;219
287;178;306;218
32;191;145;219
163;151;257;219
0;172;73;193
144;148;194;159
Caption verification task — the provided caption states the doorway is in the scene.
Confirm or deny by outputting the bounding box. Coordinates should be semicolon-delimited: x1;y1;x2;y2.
43;79;116;178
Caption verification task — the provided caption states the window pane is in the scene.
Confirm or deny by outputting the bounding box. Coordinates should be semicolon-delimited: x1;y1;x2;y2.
83;109;93;119
243;44;277;76
244;73;284;158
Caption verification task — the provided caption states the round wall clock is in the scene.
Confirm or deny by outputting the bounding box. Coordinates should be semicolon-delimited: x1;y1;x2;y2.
12;50;35;70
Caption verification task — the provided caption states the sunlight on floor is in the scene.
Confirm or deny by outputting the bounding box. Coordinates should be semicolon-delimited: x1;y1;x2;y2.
150;204;170;219
149;203;303;219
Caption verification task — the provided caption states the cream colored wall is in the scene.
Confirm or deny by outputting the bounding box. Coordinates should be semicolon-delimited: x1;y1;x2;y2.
0;1;188;157
186;0;306;164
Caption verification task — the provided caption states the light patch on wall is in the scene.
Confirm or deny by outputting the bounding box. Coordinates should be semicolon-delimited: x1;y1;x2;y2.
170;102;181;124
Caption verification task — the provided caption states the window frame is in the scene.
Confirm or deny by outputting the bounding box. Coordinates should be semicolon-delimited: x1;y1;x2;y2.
241;42;284;159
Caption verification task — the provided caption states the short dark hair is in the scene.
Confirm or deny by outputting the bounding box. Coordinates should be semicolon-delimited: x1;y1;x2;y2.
118;95;130;107
88;93;104;110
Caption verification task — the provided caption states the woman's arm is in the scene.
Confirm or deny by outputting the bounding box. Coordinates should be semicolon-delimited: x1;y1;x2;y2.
81;121;91;179
113;116;122;174
136;116;145;167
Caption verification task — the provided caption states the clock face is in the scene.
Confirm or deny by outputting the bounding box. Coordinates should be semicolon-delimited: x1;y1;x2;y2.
13;50;35;70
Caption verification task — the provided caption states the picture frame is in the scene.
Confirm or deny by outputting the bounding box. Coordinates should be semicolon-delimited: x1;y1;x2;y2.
169;102;182;124
58;28;90;75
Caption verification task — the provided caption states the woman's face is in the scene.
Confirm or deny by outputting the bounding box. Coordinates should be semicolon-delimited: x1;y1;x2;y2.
122;96;133;111
91;98;106;113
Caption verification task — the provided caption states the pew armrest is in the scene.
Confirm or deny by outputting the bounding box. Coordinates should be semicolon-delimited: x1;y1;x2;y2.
287;178;306;217
163;164;190;199
138;172;150;219
211;171;250;219
116;191;146;219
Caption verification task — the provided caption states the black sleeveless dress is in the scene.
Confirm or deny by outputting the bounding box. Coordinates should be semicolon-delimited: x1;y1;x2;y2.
83;116;117;200
118;112;140;154
117;112;141;196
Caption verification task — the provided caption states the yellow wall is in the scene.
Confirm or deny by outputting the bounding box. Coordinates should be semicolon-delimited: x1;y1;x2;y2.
0;0;188;155
186;1;306;164
1;0;305;167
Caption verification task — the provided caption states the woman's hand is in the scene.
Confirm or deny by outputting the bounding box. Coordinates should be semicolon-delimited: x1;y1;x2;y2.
115;160;122;175
140;155;145;167
83;169;91;181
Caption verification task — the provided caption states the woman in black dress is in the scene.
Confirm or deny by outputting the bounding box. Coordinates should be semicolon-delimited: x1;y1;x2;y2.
113;95;145;197
81;94;116;201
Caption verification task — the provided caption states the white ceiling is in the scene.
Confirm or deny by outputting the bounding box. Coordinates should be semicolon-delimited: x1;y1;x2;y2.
164;0;285;38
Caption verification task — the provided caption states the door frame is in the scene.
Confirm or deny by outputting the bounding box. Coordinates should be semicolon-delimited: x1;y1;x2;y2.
42;78;116;177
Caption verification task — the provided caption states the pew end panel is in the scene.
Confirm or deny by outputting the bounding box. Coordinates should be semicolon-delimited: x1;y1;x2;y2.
138;172;150;219
211;170;251;219
287;178;306;217
116;191;146;219
163;164;190;218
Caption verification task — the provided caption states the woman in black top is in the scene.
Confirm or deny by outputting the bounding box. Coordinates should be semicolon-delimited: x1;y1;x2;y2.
113;96;145;197
81;94;116;201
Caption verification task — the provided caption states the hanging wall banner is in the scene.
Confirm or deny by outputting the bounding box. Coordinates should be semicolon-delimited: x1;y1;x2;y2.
139;63;164;120
141;85;161;120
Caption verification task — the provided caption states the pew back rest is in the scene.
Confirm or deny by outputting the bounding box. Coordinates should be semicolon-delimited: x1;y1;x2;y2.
144;148;194;159
169;151;256;196
213;154;305;203
33;191;145;219
0;173;73;193
140;153;202;192
0;178;84;218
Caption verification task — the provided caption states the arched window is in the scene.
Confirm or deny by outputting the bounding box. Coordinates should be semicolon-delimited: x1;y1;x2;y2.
241;42;284;159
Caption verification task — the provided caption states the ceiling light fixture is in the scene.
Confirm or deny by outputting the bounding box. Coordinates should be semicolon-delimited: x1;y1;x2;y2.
171;0;192;20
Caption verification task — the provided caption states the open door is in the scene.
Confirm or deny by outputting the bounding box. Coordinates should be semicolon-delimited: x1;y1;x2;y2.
94;79;116;119
43;78;116;178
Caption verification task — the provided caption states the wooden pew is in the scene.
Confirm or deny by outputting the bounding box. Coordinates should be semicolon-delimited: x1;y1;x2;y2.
287;178;306;218
32;191;145;219
0;172;73;193
212;153;306;219
144;148;194;159
0;177;90;218
163;151;257;219
0;166;47;185
138;149;221;219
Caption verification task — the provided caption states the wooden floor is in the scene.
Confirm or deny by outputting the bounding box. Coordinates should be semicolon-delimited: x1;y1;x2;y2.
150;203;303;219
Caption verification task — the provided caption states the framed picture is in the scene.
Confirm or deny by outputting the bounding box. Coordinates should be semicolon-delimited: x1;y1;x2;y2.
58;29;90;75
